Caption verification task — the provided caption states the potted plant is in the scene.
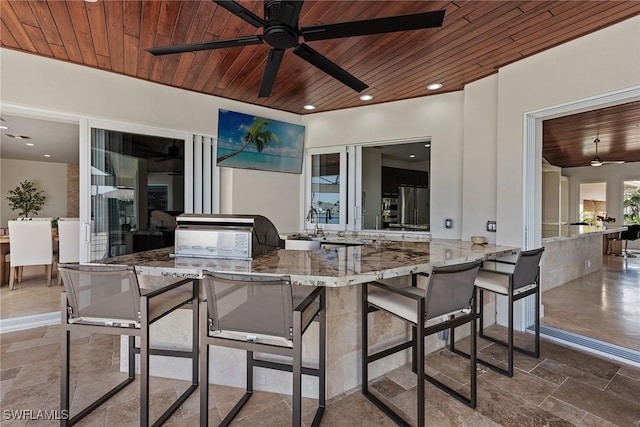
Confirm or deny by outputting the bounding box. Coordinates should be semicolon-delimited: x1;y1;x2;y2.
6;180;46;219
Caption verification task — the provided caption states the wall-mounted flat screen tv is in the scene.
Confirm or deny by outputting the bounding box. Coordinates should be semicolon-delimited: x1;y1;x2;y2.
216;109;305;174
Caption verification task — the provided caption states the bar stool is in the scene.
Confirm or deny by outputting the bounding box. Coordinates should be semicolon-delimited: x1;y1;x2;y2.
200;272;326;427
58;264;199;427
362;261;481;427
452;247;544;377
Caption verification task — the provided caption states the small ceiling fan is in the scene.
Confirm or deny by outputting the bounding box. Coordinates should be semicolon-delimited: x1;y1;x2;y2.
147;0;445;97
590;137;625;167
149;141;183;162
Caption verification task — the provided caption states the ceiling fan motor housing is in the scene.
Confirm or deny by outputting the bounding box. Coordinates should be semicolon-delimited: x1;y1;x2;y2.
264;1;299;49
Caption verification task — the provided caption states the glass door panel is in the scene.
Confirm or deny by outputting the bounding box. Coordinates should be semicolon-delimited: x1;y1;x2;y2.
306;148;346;231
89;128;185;261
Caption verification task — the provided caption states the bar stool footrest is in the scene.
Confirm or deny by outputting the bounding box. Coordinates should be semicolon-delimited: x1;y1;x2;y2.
152;384;198;427
478;331;540;358
68;377;134;426
362;391;411;427
220;391;253;427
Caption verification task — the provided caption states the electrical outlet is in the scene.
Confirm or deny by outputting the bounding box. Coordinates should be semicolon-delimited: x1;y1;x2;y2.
486;221;497;232
445;218;453;229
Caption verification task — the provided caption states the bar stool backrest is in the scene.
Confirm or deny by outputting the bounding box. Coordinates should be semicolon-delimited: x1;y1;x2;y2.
425;261;481;320
203;273;294;343
59;264;141;325
512;247;545;291
621;224;640;241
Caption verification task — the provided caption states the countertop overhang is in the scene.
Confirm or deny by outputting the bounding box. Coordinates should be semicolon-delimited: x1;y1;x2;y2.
542;225;627;243
99;239;517;287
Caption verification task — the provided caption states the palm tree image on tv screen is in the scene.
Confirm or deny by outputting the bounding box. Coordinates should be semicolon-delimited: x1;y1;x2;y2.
216;109;305;174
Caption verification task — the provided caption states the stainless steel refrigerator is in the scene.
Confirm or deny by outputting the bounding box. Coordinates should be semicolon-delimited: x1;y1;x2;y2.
398;185;429;230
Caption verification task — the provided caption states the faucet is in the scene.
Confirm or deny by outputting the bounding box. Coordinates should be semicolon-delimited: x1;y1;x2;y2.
306;207;321;236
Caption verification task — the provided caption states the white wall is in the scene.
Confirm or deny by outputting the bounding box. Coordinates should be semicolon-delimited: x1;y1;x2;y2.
302;93;464;239
461;75;499;243
0;48;303;232
495;16;640;247
1;159;68;224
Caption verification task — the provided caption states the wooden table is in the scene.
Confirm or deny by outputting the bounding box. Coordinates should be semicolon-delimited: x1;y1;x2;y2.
1;235;9;285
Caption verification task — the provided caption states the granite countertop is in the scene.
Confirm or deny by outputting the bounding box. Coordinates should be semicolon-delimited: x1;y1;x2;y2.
542;225;627;243
99;239;517;287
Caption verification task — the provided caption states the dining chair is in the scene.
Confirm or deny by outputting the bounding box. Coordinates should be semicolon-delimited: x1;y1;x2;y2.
362;261;481;427
56;218;80;285
451;247;544;377
58;264;199;427
7;220;54;290
200;272;326;427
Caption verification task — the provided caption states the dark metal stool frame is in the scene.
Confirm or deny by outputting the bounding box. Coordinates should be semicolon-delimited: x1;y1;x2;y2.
362;261;481;427
59;264;199;427
451;247;544;378
199;272;326;427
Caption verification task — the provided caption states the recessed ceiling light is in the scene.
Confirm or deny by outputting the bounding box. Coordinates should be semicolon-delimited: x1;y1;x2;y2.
85;0;98;3
424;143;431;147
359;94;373;101
26;143;34;146
0;125;8;130
44;154;51;158
303;104;316;110
427;83;443;90
409;154;416;158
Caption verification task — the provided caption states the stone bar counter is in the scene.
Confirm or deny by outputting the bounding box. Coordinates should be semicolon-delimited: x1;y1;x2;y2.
101;239;517;398
541;225;626;293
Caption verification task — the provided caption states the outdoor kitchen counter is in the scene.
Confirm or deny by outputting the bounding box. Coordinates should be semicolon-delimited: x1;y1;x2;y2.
100;238;517;286
101;239;517;399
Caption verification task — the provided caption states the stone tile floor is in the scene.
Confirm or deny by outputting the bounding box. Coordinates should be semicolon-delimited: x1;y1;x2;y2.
1;324;638;426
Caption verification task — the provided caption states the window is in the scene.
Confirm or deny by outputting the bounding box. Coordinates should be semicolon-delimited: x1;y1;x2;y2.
579;182;607;225
357;141;430;231
90;128;185;259
623;181;640;224
305;148;347;231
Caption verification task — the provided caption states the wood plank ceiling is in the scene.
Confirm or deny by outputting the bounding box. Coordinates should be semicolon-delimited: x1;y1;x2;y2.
2;1;640;166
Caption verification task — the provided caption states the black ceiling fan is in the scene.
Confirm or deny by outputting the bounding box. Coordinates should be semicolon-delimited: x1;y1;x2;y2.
590;137;625;167
147;0;445;97
148;141;183;162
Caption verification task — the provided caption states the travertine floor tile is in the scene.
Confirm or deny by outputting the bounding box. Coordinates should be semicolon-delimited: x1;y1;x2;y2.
551;377;640;427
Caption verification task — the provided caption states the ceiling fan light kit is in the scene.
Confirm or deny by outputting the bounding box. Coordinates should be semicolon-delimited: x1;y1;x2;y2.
590;137;625;167
147;0;445;99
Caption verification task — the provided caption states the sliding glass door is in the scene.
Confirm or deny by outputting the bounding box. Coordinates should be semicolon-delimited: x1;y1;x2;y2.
81;120;190;262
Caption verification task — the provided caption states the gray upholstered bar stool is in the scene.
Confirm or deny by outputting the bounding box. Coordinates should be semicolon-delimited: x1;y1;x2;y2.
58;264;199;427
451;247;544;377
362;261;481;427
200;272;326;427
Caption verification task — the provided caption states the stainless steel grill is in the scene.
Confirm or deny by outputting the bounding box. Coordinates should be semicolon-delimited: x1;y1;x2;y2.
172;214;280;260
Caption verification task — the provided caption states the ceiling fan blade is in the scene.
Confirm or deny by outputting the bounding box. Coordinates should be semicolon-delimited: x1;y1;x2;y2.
259;49;285;98
213;0;266;28
293;43;368;92
301;10;445;42
147;35;263;56
276;1;304;27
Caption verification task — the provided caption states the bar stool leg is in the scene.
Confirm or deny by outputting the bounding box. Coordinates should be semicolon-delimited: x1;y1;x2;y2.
293;310;302;427
199;301;209;427
417;298;425;427
140;297;150;427
60;299;71;427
